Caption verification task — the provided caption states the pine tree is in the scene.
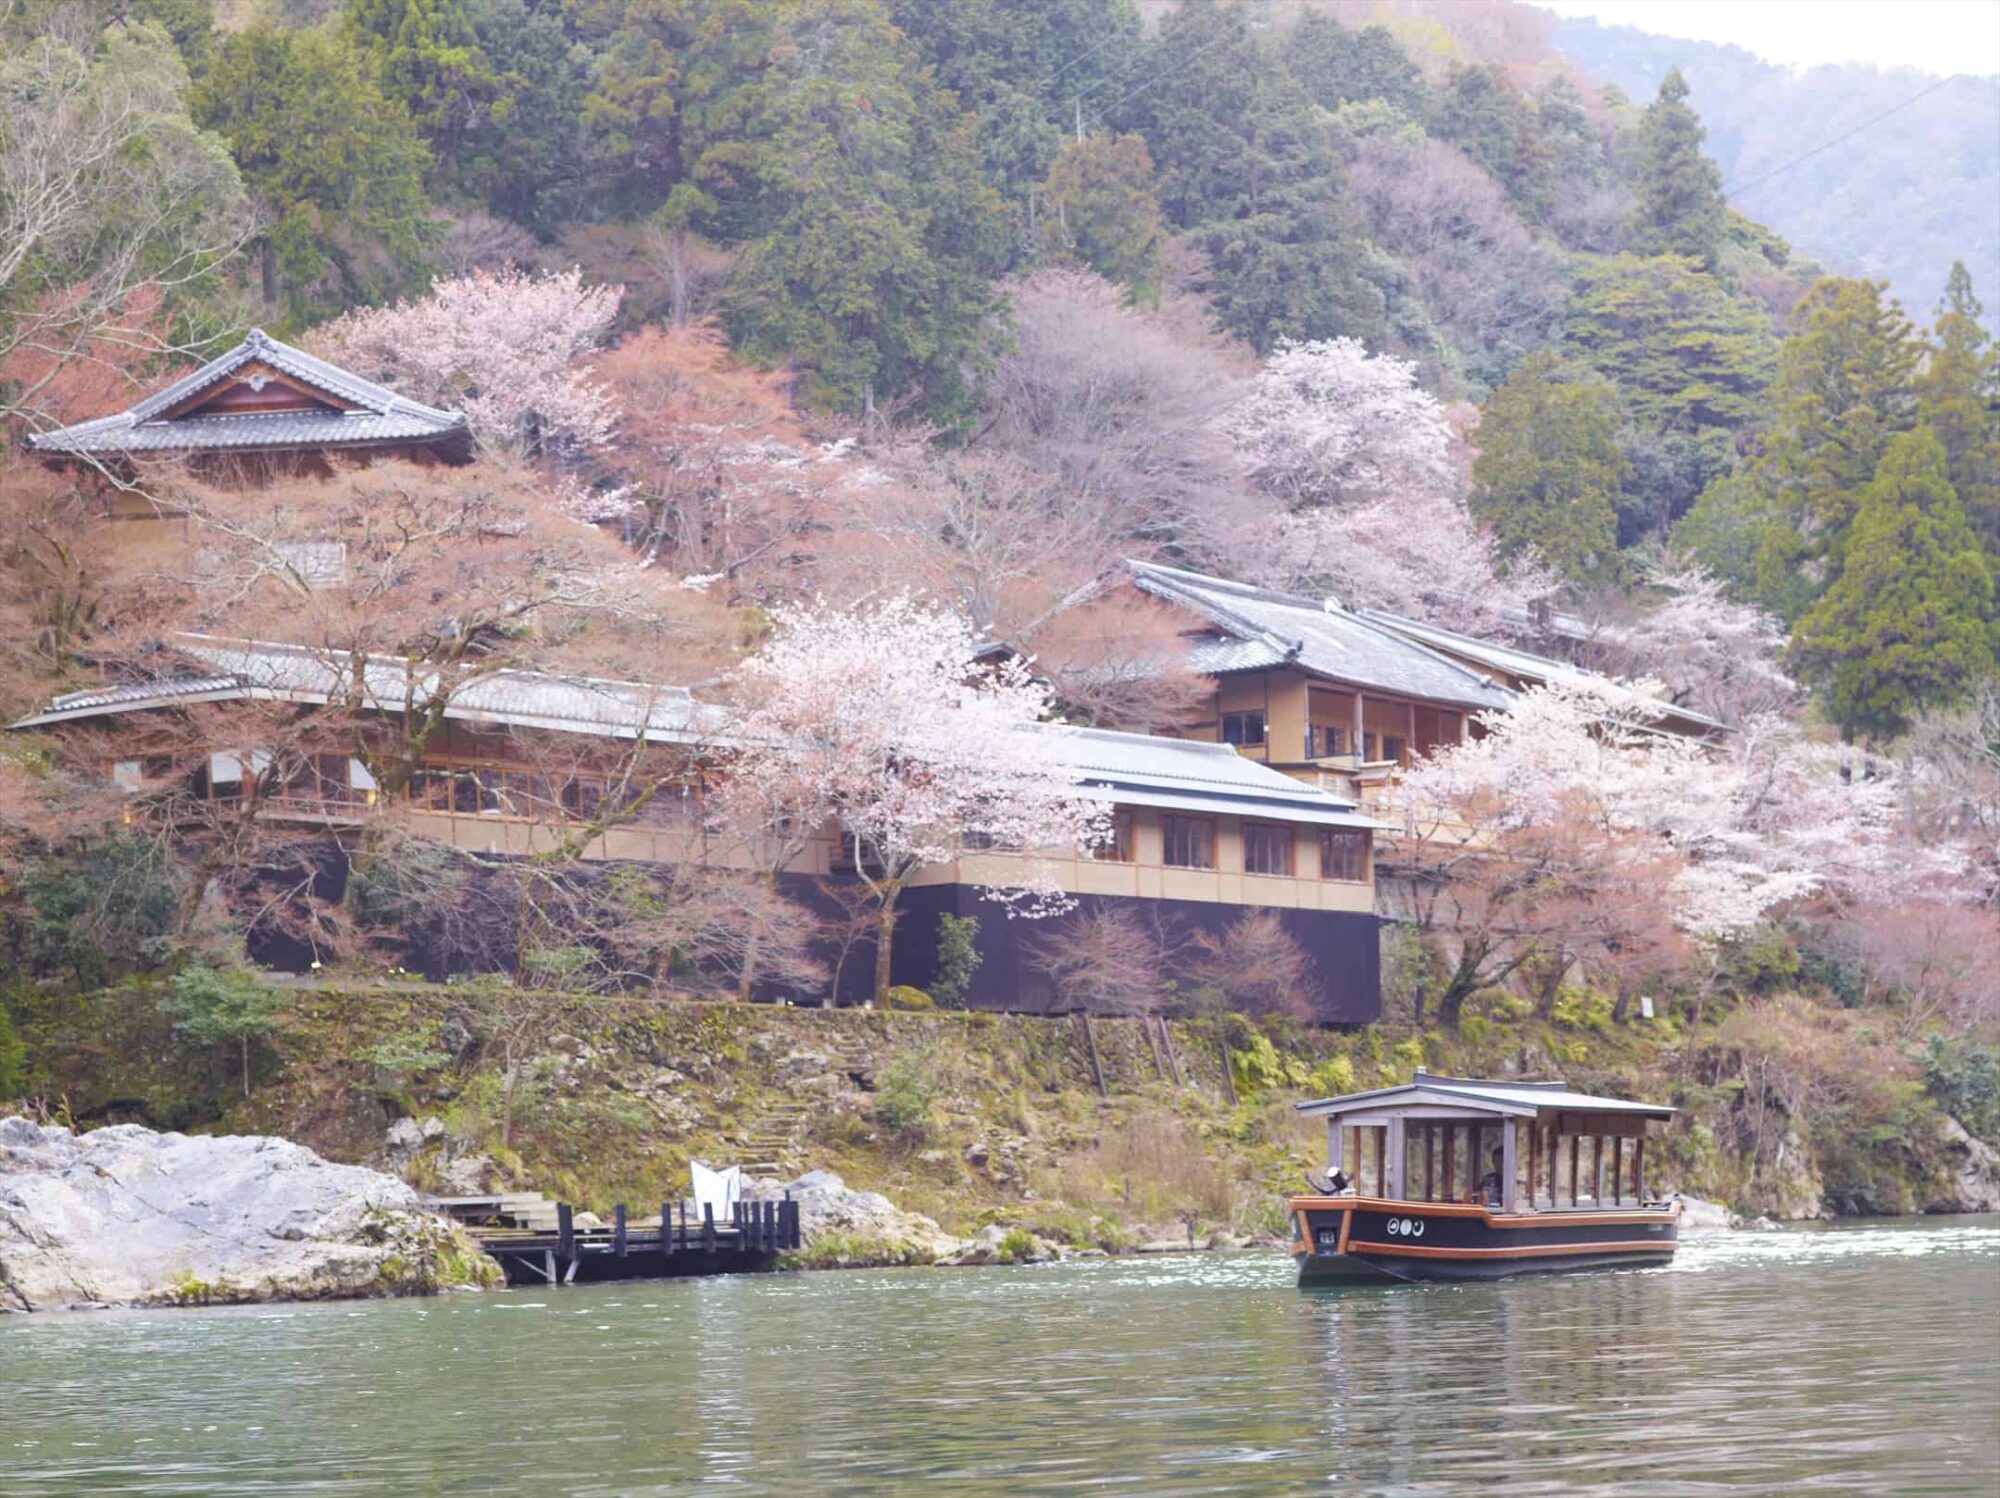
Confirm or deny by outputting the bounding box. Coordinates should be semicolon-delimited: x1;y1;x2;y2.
1435;62;1550;221
1791;427;1997;741
1916;261;2000;557
1628;68;1726;271
1470;351;1628;586
1038;133;1165;303
1283;14;1427;118
193;23;434;322
344;0;500;185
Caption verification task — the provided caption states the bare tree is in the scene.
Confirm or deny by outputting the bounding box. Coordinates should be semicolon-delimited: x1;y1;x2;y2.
1027;906;1166;1016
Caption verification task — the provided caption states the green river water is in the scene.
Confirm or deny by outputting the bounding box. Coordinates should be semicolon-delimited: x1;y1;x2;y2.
3;1216;1996;1496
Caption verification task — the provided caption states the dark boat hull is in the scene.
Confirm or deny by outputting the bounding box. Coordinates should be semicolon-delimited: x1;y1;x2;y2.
1287;1196;1680;1285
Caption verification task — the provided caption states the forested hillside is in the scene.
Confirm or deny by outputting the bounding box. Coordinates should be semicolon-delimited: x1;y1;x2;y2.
1;0;1995;1181
1552;14;2000;319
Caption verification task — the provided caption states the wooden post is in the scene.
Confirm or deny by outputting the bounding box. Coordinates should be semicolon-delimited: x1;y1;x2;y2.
702;1201;717;1253
1406;700;1417;768
1080;1012;1108;1097
1442;1122;1456;1201
1591;1136;1604;1205
1352;691;1366;765
556;1202;574;1261
1568;1136;1579;1208
1421;1123;1433;1201
1527;1121;1538;1208
1634;1137;1647;1203
1500;1118;1518;1213
662;1202;674;1254
614;1202;628;1257
1386;1115;1406;1200
1611;1139;1623;1206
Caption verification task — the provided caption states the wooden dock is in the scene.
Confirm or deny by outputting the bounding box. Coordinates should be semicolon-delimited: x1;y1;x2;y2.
429;1191;802;1286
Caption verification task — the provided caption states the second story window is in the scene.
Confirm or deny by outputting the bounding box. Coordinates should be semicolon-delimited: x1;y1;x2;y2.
1088;810;1134;862
1242;821;1294;876
1319;828;1369;882
1221;710;1267;747
1162;813;1214;869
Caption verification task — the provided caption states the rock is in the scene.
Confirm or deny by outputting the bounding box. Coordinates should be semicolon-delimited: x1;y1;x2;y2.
1746;1215;1781;1232
748;1168;959;1264
385;1117;425;1154
0;1117;498;1313
1671;1194;1741;1232
1925;1117;2000;1213
439;1154;493;1195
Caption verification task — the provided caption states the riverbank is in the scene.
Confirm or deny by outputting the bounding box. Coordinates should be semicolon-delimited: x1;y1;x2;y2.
9;975;1996;1267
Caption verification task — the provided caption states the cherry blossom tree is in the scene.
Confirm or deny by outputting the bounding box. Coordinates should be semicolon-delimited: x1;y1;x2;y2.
718;594;1108;1000
312;266;622;456
1228;337;1456;510
1621;563;1797;725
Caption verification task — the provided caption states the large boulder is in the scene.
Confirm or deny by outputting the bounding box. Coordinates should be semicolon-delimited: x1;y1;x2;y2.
0;1118;497;1312
749;1168;960;1266
1924;1116;2000;1213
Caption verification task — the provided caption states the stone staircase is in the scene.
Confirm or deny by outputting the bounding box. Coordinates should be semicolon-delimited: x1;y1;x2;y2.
728;1034;872;1176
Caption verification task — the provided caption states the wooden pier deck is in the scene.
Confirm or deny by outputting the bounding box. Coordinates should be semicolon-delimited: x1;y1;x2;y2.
430;1192;802;1286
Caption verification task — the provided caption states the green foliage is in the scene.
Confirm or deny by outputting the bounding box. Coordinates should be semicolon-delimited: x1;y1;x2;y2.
1038;133;1164;303
1228;1030;1308;1094
1716;923;1803;996
721;0;1006;424
1627;68;1726;270
1470;350;1627;584
1434;62;1549;221
18;832;183;987
931;914;982;1010
1915;261;2000;555
519;944;597;990
1791;427;1997;740
159;964;287;1095
1563;254;1776;432
875;1050;936;1135
1283;15;1427;118
0;1000;27;1102
995;1226;1037;1263
1306;1053;1355;1096
193;21;434;322
882;985;934;1012
1921;1036;2000;1142
344;0;501;185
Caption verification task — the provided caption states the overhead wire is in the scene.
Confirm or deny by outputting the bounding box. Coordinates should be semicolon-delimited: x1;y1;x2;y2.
1721;75;1959;197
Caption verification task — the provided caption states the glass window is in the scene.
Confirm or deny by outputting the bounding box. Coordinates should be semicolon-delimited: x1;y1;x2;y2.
1307;724;1349;759
1161;814;1214;869
1242;822;1294;876
1319;828;1369;882
1380;734;1407;765
1088;811;1134;862
1221;710;1267;747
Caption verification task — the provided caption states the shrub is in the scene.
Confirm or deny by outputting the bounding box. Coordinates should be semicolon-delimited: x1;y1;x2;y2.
996;1227;1038;1264
931;915;982;1009
1922;1036;2000;1142
17;832;183;986
0;1001;26;1102
883;985;934;1012
158;965;288;1098
876;1052;936;1135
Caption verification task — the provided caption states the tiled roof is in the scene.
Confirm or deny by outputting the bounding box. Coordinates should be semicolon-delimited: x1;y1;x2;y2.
1354;607;1726;734
26;329;469;458
13;636;721;744
1126;561;1518;712
1297;1074;1674;1120
1039;725;1380;829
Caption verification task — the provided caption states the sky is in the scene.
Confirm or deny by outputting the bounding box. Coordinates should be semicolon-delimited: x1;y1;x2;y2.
1536;0;2000;77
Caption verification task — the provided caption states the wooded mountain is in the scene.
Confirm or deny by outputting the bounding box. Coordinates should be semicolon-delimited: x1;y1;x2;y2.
1551;15;2000;320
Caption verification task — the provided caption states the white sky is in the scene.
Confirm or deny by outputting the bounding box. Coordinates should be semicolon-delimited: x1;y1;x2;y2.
1536;1;2000;77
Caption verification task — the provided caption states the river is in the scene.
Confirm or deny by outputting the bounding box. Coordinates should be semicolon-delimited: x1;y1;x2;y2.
3;1216;1996;1496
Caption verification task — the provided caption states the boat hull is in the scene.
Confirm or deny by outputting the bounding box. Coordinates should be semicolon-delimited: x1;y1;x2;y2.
1288;1196;1680;1285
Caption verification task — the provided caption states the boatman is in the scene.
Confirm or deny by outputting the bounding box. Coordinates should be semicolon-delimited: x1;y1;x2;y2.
1478;1148;1505;1207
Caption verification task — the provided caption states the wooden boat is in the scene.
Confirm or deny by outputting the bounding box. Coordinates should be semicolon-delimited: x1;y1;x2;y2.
1286;1073;1682;1285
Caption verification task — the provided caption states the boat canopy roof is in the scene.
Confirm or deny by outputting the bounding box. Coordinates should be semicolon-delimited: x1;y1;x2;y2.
1295;1074;1674;1125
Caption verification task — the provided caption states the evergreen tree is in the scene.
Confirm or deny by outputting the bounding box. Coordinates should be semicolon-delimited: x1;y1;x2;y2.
1038;133;1164;303
1283;14;1427;118
1470;351;1628;586
722;0;1006;425
193;23;434;322
1563;253;1777;432
1916;261;2000;556
1791;427;1997;741
1628;68;1726;271
459;0;591;227
344;0;501;186
1117;0;1260;232
1434;63;1550;222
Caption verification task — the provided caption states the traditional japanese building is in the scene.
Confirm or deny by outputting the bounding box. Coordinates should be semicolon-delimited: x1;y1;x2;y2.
13;636;1385;1022
1092;561;1720;814
25;328;473;487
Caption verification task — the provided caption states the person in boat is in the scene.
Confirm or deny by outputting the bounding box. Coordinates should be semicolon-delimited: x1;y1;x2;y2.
1478;1148;1504;1207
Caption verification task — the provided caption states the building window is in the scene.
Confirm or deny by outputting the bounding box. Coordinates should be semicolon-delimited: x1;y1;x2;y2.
1161;813;1214;869
1089;810;1134;862
1221;710;1267;747
1380;733;1407;765
1307;724;1349;759
1319;828;1369;882
1242;821;1294;876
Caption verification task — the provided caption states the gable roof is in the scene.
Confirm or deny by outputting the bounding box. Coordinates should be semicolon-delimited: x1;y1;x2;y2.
1123;561;1517;713
1296;1074;1674;1121
1354;607;1727;736
1039;725;1382;830
25;329;471;461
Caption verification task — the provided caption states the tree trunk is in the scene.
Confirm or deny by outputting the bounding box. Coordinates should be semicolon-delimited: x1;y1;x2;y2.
1435;947;1486;1030
241;1034;250;1099
871;891;901;1002
1535;947;1571;1020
